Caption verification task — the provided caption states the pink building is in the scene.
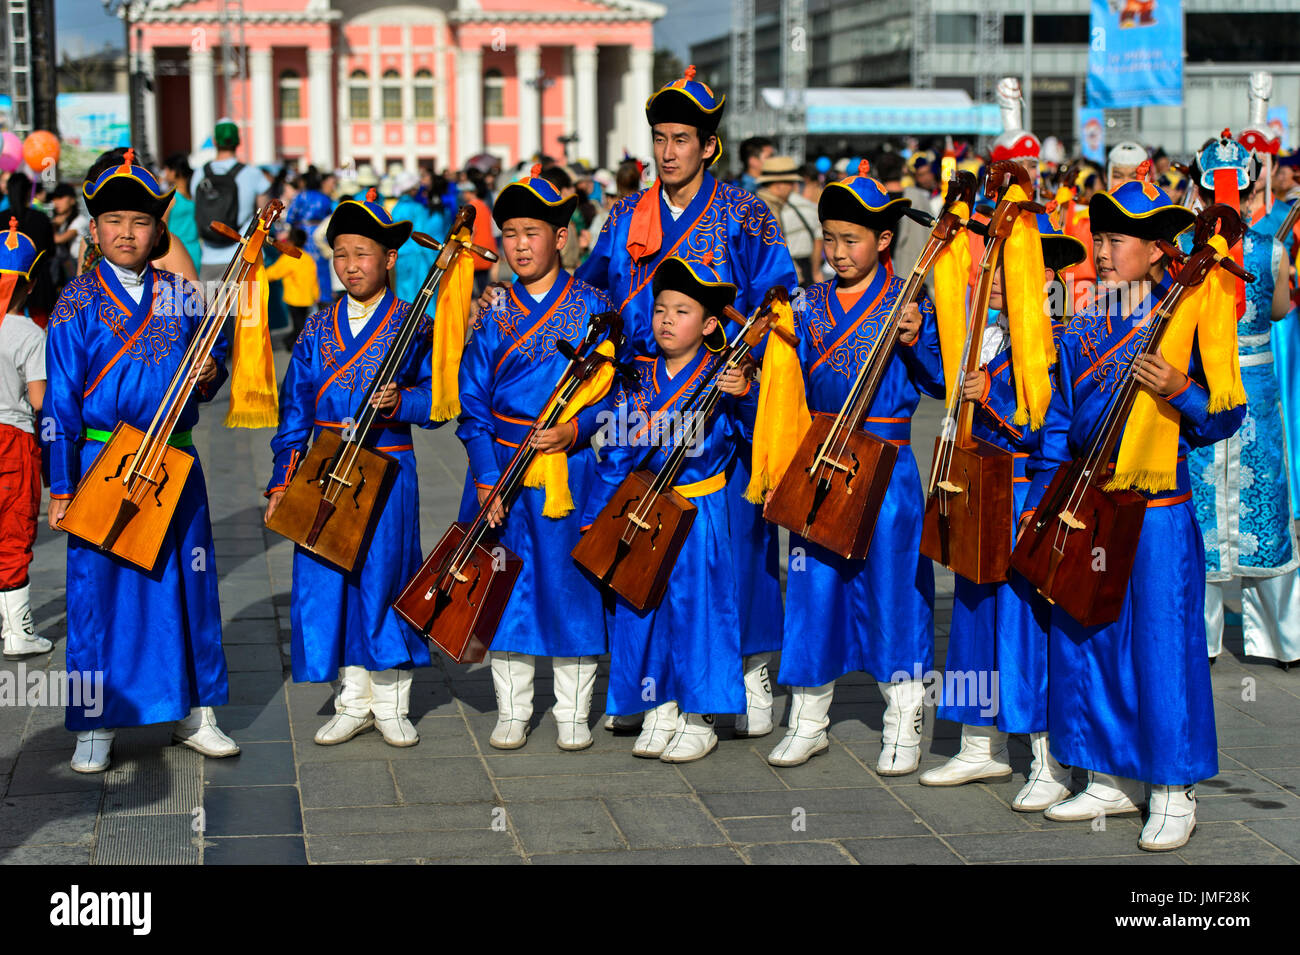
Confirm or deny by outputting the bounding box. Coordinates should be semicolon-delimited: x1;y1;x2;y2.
134;0;662;173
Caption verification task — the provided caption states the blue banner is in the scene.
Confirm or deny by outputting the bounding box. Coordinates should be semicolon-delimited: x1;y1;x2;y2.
1087;0;1183;109
1078;108;1107;165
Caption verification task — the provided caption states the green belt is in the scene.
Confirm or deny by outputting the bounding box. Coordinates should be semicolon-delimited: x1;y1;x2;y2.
83;427;194;448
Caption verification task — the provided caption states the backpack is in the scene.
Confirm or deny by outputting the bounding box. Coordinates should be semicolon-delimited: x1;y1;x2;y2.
194;161;244;246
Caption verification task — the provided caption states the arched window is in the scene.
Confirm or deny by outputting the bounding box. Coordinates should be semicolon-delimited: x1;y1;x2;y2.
278;69;301;120
484;68;504;119
414;68;434;120
382;68;402;120
349;69;370;121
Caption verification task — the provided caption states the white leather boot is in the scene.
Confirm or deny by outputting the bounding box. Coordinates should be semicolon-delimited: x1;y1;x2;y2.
488;651;535;750
1139;785;1197;851
315;666;375;745
918;723;1011;786
172;706;240;757
734;654;774;738
1044;770;1144;821
553;656;598;751
1012;732;1072;811
660;712;718;763
632;701;679;758
767;681;834;767
371;669;419;747
70;729;115;773
877;679;925;776
1;584;51;659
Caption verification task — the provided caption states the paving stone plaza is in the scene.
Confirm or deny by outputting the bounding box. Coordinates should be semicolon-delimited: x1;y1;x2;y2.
2;373;1297;866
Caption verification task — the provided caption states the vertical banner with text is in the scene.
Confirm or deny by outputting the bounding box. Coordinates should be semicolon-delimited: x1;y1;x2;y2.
1087;0;1184;109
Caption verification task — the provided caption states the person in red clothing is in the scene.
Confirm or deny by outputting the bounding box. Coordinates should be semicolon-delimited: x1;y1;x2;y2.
0;218;52;659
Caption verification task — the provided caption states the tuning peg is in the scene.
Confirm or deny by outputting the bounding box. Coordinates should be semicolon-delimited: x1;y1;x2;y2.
411;232;443;251
209;221;241;242
903;207;936;228
270;239;302;258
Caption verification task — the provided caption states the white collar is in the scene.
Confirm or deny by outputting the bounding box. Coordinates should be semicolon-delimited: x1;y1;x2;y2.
106;259;148;289
346;294;383;320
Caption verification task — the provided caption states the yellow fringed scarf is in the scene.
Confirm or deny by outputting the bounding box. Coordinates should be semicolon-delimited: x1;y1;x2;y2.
932;200;972;404
1109;234;1246;492
744;300;811;503
523;338;618;518
429;234;475;421
224;262;279;429
1001;184;1057;429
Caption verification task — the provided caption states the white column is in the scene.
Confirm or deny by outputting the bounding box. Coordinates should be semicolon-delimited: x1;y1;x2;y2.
402;26;416;172
369;27;382;172
139;48;159;164
516;45;540;165
456;44;483;163
434;37;450;168
572;44;597;167
627;46;654;164
336;53;349;170
249;47;275;165
308;47;335;170
189;47;216;156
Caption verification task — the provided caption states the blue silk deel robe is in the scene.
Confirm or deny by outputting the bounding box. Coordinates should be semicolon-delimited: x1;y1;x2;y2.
47;263;231;730
937;330;1053;732
581;348;759;715
778;269;944;688
268;290;437;682
1026;276;1246;784
455;272;614;658
577;171;798;660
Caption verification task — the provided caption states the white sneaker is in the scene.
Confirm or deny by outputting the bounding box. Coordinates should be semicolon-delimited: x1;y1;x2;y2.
71;729;115;773
1012;731;1072;811
632;701;679;758
172;706;240;757
660;713;718;763
315;666;375;745
767;682;834;767
488;652;535;750
877;679;924;776
918;723;1011;786
1044;771;1144;821
734;654;774;738
371;669;419;748
1139;785;1196;851
553;656;598;751
1;584;51;659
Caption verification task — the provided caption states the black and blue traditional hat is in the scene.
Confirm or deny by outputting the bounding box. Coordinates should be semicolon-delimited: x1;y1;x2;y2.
645;65;726;136
817;160;911;233
82;148;173;220
492;164;578;229
652;255;735;352
1088;161;1195;243
1035;211;1087;273
326;187;414;250
0;218;42;280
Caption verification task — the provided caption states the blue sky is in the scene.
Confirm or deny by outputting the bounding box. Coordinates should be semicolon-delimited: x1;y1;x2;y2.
55;0;728;61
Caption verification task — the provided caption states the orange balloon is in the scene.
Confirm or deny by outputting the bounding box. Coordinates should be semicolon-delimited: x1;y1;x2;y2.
22;131;59;174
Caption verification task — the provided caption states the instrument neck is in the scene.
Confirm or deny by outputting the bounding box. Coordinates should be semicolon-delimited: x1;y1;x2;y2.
841;265;922;431
350;267;446;447
1080;280;1184;478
